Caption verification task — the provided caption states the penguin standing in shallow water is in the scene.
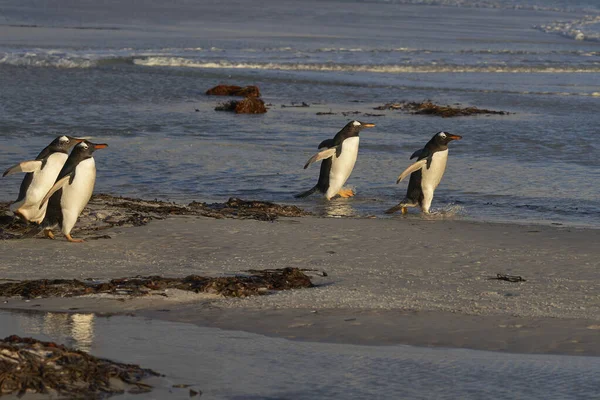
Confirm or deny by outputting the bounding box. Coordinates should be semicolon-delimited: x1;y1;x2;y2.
295;120;375;200
386;131;462;214
39;140;107;242
3;135;84;223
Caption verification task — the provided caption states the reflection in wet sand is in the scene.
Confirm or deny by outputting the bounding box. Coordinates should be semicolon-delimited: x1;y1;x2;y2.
15;311;95;352
321;200;357;218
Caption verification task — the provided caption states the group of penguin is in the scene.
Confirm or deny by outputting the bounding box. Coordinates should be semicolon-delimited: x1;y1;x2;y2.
2;120;460;243
296;120;462;214
3;137;107;242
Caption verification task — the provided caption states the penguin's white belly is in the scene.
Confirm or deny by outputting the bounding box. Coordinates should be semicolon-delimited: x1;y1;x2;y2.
13;152;68;222
60;158;96;234
326;137;359;199
421;149;448;190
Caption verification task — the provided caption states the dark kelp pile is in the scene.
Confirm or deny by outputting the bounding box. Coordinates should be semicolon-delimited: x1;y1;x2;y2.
206;84;267;114
0;335;159;398
375;101;510;117
0;195;309;240
215;97;267;114
0;267;315;299
205;84;261;97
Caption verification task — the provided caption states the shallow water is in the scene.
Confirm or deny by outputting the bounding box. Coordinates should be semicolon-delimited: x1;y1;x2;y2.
1;309;599;399
0;0;599;227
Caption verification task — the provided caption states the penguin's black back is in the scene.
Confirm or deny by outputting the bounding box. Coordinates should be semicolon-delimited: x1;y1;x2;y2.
316;158;332;193
405;169;424;207
44;188;64;228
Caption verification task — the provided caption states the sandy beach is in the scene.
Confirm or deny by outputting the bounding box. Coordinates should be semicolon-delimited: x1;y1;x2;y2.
2;213;599;356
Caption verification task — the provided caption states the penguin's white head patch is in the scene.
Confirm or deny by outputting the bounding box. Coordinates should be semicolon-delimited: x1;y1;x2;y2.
352;121;361;127
438;132;447;139
78;142;89;150
59;136;69;143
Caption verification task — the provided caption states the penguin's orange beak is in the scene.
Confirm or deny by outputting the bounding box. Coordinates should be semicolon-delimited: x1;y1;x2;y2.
93;143;108;149
448;134;462;141
362;123;376;128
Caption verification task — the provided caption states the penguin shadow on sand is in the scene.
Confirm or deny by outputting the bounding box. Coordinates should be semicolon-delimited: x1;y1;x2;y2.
386;131;462;217
3;139;108;243
295;120;375;202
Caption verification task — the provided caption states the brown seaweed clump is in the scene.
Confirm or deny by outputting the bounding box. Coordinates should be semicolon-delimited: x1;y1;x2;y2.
215;97;267;114
0;335;159;398
0;195;309;240
0;267;316;299
206;84;261;97
375;101;509;117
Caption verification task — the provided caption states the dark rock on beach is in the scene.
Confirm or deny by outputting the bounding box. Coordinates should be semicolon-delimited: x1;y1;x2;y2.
206;84;261;97
0;335;159;398
0;268;315;299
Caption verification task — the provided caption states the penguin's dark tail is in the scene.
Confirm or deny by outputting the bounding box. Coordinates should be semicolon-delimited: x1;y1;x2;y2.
20;223;44;238
385;203;404;214
294;185;319;199
385;199;412;214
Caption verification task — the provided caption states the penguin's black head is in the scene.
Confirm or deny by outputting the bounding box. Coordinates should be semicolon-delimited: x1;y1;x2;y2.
433;131;462;146
341;120;376;137
71;140;108;159
48;135;85;153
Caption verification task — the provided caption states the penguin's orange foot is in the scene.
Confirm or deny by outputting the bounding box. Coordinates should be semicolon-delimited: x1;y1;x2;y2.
44;229;55;240
66;234;84;243
401;207;408;215
337;188;355;198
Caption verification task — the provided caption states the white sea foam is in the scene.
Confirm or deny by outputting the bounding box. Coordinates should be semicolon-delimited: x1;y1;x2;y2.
535;15;600;42
0;53;98;68
132;57;600;73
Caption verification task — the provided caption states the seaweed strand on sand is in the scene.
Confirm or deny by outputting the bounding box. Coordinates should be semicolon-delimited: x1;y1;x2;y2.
0;267;316;299
0;335;160;398
0;195;310;240
375;100;509;117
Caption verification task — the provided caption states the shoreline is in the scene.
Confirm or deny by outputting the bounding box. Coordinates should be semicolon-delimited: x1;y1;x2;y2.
1;214;599;357
2;300;599;357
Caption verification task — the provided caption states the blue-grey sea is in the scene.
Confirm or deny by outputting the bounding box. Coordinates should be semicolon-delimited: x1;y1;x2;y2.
1;0;599;227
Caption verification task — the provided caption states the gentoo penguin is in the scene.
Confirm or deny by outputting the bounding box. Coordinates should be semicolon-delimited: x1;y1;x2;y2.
2;135;84;223
39;140;107;242
295;120;375;200
386;131;462;214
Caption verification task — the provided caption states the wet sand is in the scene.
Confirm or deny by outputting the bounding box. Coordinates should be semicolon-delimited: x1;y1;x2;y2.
1;214;599;356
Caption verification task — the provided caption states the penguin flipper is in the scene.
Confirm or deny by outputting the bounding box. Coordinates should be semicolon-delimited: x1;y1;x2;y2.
396;159;427;184
3;160;43;177
410;149;423;160
39;174;72;207
318;139;335;149
294;185;319;198
303;147;338;169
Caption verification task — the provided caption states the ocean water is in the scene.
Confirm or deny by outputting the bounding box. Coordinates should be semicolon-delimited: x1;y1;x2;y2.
1;310;599;400
0;0;599;227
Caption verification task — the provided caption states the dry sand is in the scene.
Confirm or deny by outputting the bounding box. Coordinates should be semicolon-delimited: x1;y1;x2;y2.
1;214;599;356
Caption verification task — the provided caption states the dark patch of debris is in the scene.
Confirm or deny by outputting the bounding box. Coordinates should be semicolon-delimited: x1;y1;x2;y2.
0;335;159;398
281;102;310;108
206;84;261;97
315;110;372;116
215;97;267;114
374;100;510;117
0;195;309;240
490;273;526;283
0;268;315;299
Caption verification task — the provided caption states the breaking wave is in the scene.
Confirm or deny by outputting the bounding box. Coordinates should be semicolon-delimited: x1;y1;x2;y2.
0;52;133;69
133;57;600;73
535;15;600;42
